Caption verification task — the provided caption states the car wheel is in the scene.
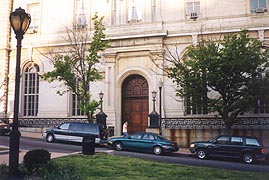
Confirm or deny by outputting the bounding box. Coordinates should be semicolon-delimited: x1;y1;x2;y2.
114;141;123;151
242;153;254;164
196;149;207;159
153;146;162;155
46;134;55;143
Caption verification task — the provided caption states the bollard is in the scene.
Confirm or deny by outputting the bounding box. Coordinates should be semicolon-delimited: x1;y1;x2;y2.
82;135;95;155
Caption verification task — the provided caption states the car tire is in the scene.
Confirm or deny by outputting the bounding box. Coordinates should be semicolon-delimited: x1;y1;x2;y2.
114;141;123;151
46;134;55;143
242;153;254;164
196;149;207;159
153;146;162;155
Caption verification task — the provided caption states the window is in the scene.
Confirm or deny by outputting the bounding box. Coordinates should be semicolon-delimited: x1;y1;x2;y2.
250;0;267;13
253;70;269;114
72;93;85;116
74;0;87;29
112;0;120;25
186;0;200;18
70;123;83;131
142;134;155;140
215;136;230;144
27;3;40;33
59;123;70;130
230;137;243;145
185;96;208;115
83;124;97;132
130;133;142;139
127;0;143;23
151;0;157;21
246;138;260;146
186;0;200;14
23;63;39;116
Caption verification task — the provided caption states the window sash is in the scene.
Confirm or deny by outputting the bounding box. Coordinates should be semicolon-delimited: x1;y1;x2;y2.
250;0;267;13
72;93;85;116
27;3;40;30
75;0;87;29
127;0;143;22
23;64;39;116
186;0;200;15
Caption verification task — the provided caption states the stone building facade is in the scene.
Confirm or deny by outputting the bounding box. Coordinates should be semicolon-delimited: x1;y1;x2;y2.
1;0;269;147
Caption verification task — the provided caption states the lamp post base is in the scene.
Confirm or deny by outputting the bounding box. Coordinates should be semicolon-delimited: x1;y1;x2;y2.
9;129;21;175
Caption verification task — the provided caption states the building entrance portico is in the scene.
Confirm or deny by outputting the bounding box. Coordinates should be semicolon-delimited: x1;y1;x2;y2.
122;74;149;134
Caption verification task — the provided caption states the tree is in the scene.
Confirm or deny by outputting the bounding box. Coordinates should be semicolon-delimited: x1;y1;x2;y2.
166;30;268;132
42;14;109;123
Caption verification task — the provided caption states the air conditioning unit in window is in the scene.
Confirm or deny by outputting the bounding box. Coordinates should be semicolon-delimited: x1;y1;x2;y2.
255;7;267;13
190;12;198;19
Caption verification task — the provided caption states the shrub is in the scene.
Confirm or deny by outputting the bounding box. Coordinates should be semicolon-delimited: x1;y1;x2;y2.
38;161;82;180
23;149;51;175
0;164;8;176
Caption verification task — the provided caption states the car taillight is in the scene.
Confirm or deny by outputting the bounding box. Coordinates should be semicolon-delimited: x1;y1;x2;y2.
98;133;101;139
261;148;265;154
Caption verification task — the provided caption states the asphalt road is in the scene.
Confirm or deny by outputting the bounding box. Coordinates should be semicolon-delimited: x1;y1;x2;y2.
1;135;269;173
114;150;269;173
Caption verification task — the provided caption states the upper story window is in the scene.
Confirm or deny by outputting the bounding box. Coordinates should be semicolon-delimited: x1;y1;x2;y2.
186;0;200;19
27;3;40;33
74;0;87;29
250;0;267;13
111;0;156;25
151;0;157;21
23;63;39;116
112;0;121;25
127;0;143;23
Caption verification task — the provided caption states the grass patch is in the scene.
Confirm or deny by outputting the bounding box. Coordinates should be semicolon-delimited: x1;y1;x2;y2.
37;153;269;180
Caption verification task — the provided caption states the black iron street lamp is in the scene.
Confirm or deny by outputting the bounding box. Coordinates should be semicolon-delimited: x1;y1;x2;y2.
158;79;163;135
148;91;159;128
96;91;107;126
9;7;31;175
152;91;157;112
99;91;104;112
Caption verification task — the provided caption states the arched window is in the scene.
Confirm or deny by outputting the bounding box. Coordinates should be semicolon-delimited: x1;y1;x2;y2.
22;63;39;116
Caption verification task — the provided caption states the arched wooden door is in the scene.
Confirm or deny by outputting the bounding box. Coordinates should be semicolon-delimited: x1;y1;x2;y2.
122;74;149;134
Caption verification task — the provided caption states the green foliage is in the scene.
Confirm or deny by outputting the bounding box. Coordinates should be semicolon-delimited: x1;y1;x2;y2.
23;149;51;175
37;161;82;180
42;13;109;123
167;30;268;131
0;164;8;176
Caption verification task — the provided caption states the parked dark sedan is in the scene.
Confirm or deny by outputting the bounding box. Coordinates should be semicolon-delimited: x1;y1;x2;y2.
0;120;10;135
189;135;265;164
107;132;179;155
